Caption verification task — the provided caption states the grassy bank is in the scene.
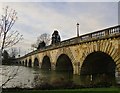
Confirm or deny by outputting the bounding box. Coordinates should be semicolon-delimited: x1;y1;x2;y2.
2;87;120;93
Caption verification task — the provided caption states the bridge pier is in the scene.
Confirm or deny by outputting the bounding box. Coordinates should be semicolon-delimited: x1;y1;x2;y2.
116;69;120;79
51;62;56;70
39;63;42;68
31;63;34;68
73;62;80;75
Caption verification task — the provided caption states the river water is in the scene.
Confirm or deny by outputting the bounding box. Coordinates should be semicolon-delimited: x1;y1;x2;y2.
1;65;120;88
1;65;81;88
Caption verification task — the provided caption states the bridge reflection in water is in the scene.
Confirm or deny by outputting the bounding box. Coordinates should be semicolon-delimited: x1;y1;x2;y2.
16;25;120;86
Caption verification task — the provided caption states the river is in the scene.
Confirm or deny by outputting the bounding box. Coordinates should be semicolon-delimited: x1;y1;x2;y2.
1;65;120;88
1;65;81;88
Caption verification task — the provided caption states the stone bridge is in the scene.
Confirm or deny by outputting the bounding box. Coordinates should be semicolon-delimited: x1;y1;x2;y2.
17;25;120;85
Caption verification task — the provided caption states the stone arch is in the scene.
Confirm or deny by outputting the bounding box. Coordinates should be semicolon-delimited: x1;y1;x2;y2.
56;54;73;73
19;61;22;65
42;51;52;63
80;51;116;85
25;59;27;67
55;47;76;66
55;47;76;75
16;61;18;64
41;55;51;70
28;59;32;67
34;58;39;67
81;40;120;69
22;61;24;66
80;39;120;85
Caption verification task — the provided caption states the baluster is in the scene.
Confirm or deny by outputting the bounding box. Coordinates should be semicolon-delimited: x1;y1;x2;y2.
116;27;118;33
95;33;97;38
112;28;114;34
89;33;92;39
109;29;111;34
99;32;101;37
105;29;109;36
102;31;105;36
100;32;102;37
113;28;115;34
98;32;100;37
96;33;98;37
112;29;114;34
118;27;120;33
114;28;117;33
117;27;119;33
118;26;120;33
115;28;117;33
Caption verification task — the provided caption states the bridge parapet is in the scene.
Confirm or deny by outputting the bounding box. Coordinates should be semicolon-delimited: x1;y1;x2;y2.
22;25;120;58
51;25;120;48
80;25;120;40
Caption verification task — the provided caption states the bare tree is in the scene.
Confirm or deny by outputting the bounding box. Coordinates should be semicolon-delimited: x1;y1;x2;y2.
9;47;18;58
31;33;50;49
37;33;50;46
0;6;22;88
0;6;23;52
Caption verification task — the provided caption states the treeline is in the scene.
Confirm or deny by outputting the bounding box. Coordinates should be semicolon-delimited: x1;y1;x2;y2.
2;50;16;65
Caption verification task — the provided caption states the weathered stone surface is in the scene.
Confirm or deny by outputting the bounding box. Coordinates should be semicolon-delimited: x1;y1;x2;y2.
17;25;120;77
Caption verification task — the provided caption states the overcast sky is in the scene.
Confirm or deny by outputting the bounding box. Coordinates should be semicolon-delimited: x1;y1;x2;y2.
0;1;119;56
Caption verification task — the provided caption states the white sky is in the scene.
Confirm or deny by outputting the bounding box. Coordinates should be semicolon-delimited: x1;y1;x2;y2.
0;0;119;2
0;1;119;56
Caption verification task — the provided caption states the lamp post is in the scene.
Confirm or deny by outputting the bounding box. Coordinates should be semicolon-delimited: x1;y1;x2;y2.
77;23;80;37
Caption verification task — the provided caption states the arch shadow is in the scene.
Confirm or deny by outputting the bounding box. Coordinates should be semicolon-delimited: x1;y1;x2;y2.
34;58;39;67
80;51;116;86
25;60;27;67
19;61;21;65
22;61;24;66
41;56;51;70
56;54;73;73
28;59;32;67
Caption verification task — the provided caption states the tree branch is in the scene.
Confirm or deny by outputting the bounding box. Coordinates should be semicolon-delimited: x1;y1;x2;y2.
0;6;23;52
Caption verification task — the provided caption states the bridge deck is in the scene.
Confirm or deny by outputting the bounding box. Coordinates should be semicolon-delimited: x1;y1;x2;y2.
21;25;120;59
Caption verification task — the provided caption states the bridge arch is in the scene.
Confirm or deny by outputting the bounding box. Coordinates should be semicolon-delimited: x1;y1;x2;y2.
56;54;73;73
34;58;39;67
22;61;24;66
81;40;120;77
25;60;27;67
80;51;116;86
28;59;32;67
16;61;18;64
55;48;76;65
41;56;51;70
19;61;22;65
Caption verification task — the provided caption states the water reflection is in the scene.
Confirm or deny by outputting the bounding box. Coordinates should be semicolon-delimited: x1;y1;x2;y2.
1;65;119;88
1;66;80;88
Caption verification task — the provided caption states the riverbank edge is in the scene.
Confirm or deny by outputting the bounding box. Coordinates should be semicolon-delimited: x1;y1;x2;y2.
2;87;120;93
